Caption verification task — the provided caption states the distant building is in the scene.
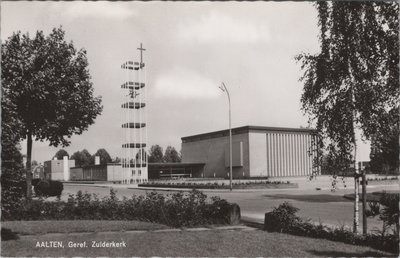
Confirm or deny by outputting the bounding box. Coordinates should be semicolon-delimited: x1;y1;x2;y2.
32;164;44;179
66;125;319;182
70;163;122;182
43;157;75;181
180;125;319;178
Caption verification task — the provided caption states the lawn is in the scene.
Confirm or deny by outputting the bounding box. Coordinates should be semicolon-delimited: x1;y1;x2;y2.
2;227;394;257
2;220;169;235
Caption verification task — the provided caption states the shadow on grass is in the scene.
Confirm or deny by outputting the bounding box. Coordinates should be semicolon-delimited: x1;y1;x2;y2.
344;191;399;202
263;194;352;203
307;250;395;257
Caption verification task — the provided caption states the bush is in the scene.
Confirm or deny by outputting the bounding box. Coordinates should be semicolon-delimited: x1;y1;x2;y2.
34;180;63;197
5;189;240;228
366;192;399;236
264;202;300;233
32;178;41;186
264;202;399;254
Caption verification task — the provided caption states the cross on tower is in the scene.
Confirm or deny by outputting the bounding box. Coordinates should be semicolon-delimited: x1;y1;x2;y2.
137;43;146;65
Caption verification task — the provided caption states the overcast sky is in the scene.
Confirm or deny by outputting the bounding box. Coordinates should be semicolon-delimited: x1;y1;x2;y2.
2;1;370;163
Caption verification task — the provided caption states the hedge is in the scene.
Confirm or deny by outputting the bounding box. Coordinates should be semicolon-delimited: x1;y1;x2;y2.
3;189;240;227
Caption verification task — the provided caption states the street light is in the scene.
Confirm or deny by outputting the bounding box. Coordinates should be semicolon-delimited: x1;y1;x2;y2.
219;82;232;191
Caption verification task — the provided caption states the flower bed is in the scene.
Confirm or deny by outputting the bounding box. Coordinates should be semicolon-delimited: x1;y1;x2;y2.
139;180;297;189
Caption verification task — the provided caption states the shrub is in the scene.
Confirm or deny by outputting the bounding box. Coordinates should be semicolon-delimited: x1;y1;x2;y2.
34;180;63;197
6;189;240;228
264;202;399;254
366;192;399;236
31;178;41;186
264;202;300;232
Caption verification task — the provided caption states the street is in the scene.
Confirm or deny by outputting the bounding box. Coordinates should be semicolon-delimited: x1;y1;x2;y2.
61;181;398;232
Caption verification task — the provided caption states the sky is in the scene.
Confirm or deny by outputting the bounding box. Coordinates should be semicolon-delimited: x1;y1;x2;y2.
1;1;370;163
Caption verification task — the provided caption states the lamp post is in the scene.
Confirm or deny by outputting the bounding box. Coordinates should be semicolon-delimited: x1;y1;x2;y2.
219;82;232;191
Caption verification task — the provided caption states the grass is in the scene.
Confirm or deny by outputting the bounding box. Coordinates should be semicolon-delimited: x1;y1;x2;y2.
2;228;394;257
1;220;169;235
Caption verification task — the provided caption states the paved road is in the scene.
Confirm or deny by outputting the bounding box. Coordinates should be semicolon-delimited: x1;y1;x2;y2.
62;182;398;232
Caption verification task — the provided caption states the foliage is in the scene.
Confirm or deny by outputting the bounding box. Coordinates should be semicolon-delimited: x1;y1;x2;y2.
264;202;300;232
369;110;399;174
163;146;181;163
53;149;69;160
91;148;112;165
111;156;121;164
34;180;64;197
366;192;399;236
264;202;399;253
70;149;92;167
2;27;103;198
296;2;399;176
4;189;238;228
1;90;26;217
148;145;164;163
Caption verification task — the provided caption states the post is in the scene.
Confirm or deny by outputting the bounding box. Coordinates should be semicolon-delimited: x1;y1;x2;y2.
220;82;233;191
362;170;367;235
63;156;69;181
229;107;232;191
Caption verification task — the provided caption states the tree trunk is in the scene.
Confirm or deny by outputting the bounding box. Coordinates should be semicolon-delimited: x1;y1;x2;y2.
352;90;359;234
26;131;33;200
354;173;359;234
362;171;367;235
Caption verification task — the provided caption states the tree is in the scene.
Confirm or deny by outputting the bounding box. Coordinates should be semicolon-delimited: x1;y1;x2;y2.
148;145;163;163
1;91;26;217
369;109;399;174
163;146;181;163
2;27;103;199
111;156;121;164
70;149;92;167
92;148;112;165
53;149;69;160
296;2;399;233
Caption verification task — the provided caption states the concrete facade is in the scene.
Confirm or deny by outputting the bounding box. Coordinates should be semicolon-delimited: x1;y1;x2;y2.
181;126;319;178
43;159;75;181
107;164;124;182
182;132;250;178
69;164;122;181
